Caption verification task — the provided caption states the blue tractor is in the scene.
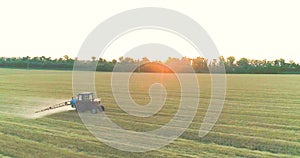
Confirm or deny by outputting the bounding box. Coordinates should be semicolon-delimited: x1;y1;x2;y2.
35;92;104;114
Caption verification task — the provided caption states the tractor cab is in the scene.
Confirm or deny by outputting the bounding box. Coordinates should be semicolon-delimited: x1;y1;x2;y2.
77;92;95;102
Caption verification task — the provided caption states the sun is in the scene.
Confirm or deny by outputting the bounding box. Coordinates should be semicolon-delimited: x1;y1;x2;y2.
136;62;174;73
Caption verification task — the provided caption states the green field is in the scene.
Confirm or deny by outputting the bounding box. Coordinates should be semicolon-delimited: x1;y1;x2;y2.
0;68;299;157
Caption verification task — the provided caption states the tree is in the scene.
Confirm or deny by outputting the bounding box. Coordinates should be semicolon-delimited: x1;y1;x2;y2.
123;57;134;63
91;56;96;62
141;57;150;64
219;56;226;65
237;58;249;67
192;57;208;73
41;56;46;61
99;58;105;63
45;57;51;61
63;55;69;61
279;58;286;67
32;56;40;62
227;56;235;67
119;56;124;62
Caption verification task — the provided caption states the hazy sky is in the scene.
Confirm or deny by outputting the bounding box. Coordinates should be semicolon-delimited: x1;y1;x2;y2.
0;0;300;62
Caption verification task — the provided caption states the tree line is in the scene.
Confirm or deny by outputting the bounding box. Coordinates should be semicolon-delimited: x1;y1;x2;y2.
1;55;300;74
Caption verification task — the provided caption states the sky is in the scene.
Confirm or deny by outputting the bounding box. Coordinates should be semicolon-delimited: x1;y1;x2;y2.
0;0;300;62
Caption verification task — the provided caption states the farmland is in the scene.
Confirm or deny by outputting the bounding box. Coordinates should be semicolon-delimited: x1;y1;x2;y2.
0;68;299;157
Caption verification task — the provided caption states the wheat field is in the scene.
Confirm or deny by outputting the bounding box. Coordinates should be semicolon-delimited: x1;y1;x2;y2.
0;68;299;157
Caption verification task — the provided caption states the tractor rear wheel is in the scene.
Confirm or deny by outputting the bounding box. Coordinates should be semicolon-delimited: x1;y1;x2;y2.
98;105;105;112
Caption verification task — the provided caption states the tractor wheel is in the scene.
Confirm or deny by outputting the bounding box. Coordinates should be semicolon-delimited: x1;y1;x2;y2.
98;105;105;112
91;108;98;114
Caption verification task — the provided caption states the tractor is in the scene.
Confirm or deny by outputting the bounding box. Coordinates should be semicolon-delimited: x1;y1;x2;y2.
35;92;105;114
72;92;105;114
